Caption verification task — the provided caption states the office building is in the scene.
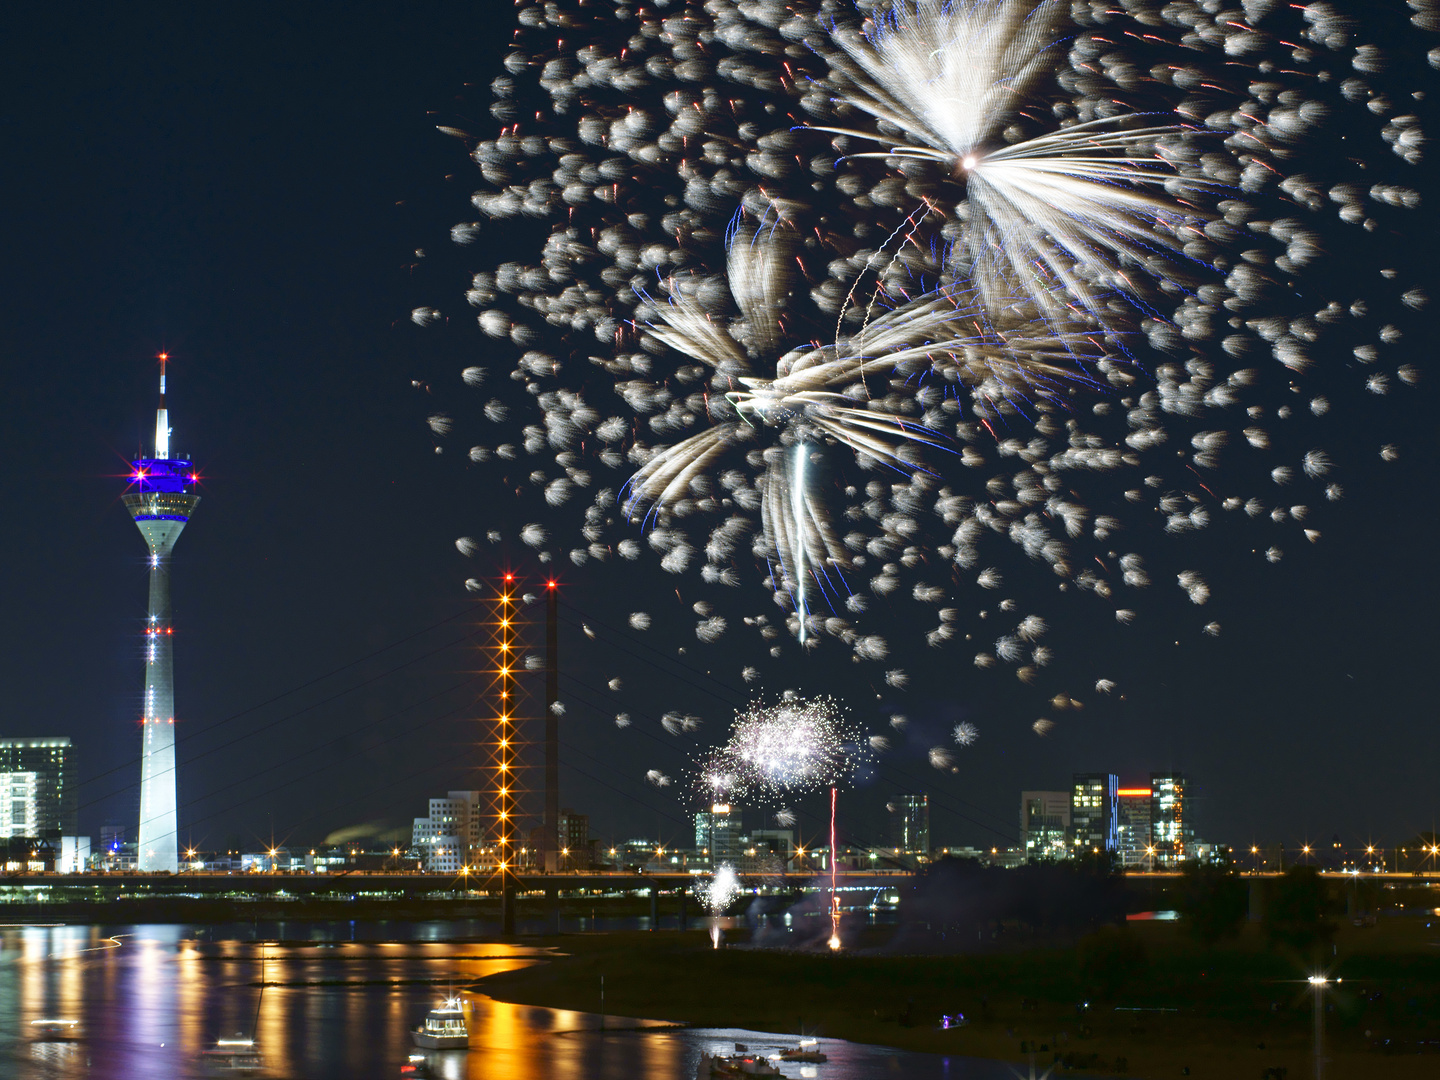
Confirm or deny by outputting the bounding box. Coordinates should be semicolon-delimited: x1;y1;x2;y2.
1151;773;1192;864
558;807;590;869
122;356;199;873
1116;785;1153;867
0;772;36;837
59;835;90;873
739;828;794;873
1071;773;1119;854
413;791;483;873
1020;790;1070;861
0;738;74;838
694;802;744;867
887;793;930;857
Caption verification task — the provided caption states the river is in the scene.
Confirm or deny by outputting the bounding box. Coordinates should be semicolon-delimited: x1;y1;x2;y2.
0;922;1041;1079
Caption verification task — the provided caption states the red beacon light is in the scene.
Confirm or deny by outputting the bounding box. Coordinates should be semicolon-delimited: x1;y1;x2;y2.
504;573;514;582
546;579;557;590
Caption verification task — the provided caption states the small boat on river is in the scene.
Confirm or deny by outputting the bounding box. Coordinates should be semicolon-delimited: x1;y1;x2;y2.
29;1018;80;1041
778;1037;827;1063
411;997;470;1050
200;1036;265;1075
697;1051;786;1077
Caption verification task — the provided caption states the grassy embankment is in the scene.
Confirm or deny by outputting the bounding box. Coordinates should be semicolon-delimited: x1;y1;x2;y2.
475;918;1440;1079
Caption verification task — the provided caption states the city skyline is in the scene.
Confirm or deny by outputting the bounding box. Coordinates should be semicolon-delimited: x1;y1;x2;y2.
0;3;1436;858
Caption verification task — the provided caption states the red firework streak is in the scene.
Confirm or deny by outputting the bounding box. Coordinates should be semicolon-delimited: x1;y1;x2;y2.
828;786;842;950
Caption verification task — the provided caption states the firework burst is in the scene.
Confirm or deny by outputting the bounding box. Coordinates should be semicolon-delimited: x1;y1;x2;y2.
416;0;1434;711
697;696;871;802
814;0;1210;322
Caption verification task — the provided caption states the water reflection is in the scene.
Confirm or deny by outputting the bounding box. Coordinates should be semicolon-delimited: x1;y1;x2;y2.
0;923;1007;1079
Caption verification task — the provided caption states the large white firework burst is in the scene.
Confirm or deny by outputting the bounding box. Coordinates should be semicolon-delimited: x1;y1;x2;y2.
417;0;1434;698
814;0;1210;323
624;220;1103;630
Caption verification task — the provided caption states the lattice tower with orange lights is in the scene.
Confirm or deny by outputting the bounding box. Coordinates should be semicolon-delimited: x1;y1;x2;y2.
484;574;525;880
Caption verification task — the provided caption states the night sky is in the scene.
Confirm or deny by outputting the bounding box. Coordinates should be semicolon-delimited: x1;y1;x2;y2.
3;2;1437;859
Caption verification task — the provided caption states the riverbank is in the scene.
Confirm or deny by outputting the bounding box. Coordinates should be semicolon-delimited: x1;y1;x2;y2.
474;918;1440;1078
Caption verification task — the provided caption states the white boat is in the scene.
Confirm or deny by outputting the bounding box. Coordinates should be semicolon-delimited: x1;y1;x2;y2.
29;1018;80;1041
697;1051;786;1077
411;997;470;1050
200;1036;265;1075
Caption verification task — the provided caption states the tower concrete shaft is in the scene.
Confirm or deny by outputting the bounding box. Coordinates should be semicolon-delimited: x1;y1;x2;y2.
122;355;197;874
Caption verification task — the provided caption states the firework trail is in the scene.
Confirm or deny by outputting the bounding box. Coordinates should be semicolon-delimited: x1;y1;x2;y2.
415;0;1435;724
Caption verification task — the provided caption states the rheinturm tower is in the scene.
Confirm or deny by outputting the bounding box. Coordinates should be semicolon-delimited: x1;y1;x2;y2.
121;354;198;873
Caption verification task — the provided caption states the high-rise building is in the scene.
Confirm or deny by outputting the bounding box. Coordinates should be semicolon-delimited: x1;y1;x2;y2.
887;793;930;857
558;807;590;869
122;356;199;874
0;772;36;837
1116;785;1153;867
1071;773;1119;854
695;802;743;867
413;790;483;872
1150;773;1192;864
1020;790;1070;861
0;738;74;838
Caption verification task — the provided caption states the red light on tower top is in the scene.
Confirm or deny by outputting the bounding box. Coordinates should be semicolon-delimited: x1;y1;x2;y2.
504;573;514;582
546;579;557;590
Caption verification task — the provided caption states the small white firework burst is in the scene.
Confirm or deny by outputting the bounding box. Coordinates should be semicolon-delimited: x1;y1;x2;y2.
694;863;741;914
695;696;869;801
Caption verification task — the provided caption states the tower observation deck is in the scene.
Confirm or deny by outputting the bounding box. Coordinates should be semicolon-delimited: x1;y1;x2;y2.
121;354;198;874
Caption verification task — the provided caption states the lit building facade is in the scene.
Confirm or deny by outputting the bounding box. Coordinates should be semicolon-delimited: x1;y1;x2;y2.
736;828;794;874
1150;773;1192;865
0;772;36;837
122;356;198;874
887;793;930;858
1116;786;1153;867
1071;773;1119;854
0;738;74;838
413;791;483;873
694;803;743;868
1020;790;1070;861
558;808;590;869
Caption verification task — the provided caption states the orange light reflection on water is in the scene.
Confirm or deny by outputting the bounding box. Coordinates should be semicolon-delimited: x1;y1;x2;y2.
0;931;694;1080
